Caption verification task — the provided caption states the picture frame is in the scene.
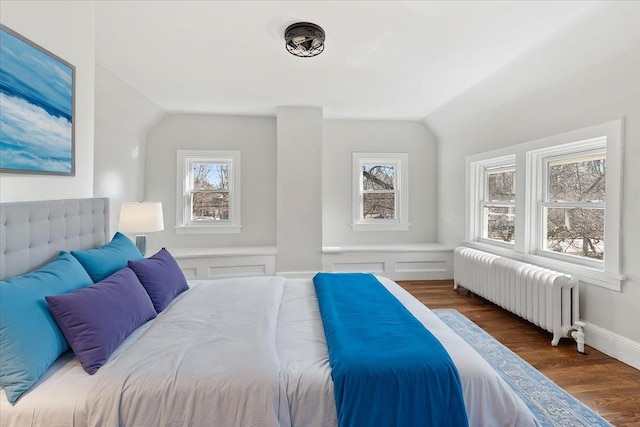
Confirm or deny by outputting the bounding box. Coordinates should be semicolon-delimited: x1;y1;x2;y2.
0;23;75;176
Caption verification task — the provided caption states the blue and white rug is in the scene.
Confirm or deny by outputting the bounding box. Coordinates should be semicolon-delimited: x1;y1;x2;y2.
434;309;612;427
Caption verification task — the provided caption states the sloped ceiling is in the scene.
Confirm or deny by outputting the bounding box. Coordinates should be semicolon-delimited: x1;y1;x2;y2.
95;1;598;120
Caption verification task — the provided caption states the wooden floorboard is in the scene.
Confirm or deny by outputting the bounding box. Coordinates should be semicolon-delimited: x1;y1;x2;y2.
398;280;640;427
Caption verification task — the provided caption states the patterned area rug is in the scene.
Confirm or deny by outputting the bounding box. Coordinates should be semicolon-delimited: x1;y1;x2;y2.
434;309;612;427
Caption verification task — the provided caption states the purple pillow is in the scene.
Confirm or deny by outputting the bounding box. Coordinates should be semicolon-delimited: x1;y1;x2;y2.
128;248;189;313
45;267;156;375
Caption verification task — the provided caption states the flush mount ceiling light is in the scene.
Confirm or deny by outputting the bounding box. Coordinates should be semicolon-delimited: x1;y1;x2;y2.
285;22;325;58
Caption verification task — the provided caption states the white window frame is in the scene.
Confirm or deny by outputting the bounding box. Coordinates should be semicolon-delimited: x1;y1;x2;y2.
528;140;606;269
351;152;410;232
469;155;516;249
176;150;241;234
465;120;624;291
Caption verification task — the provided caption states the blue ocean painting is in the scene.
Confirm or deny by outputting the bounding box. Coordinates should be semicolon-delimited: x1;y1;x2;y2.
0;26;74;174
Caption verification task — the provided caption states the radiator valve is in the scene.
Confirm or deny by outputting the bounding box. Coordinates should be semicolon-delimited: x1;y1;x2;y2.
570;321;586;354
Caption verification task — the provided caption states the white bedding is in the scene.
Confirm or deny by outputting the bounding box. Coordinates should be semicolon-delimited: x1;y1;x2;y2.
278;277;539;427
1;276;539;427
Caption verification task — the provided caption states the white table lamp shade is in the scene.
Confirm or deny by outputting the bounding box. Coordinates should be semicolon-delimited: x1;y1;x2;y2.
119;202;164;256
119;202;164;233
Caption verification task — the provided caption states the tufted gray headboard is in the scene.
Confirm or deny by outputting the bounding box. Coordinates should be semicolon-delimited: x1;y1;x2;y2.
0;198;109;280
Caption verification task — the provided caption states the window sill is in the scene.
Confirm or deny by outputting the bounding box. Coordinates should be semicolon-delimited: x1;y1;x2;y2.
175;224;242;234
463;240;625;292
323;243;452;254
477;237;515;250
351;222;411;232
166;246;276;259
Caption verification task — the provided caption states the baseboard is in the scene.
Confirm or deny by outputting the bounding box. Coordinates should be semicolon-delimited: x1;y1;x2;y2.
584;322;640;371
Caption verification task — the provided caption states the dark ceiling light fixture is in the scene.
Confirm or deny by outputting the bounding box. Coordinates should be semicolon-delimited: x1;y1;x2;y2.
284;22;325;58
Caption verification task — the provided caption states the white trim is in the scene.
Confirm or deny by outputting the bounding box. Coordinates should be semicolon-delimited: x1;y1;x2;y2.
168;246;277;258
476;237;514;250
539;201;605;209
351;152;409;231
176;149;242;233
584;322;640;371
322;243;452;254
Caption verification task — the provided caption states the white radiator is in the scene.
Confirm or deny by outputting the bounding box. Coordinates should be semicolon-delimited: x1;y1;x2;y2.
453;246;585;352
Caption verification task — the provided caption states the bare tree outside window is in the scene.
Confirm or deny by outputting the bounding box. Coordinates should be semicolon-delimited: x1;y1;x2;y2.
362;164;396;219
545;156;605;259
483;168;515;243
191;162;230;221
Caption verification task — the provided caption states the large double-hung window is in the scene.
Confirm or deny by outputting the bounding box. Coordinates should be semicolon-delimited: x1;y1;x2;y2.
537;145;606;261
466;120;623;290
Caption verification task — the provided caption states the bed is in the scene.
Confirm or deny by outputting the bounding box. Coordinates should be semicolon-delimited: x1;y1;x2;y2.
0;198;539;427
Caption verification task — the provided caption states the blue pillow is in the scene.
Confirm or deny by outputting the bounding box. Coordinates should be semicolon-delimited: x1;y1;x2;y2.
128;248;189;313
0;252;93;404
71;232;143;282
46;267;157;375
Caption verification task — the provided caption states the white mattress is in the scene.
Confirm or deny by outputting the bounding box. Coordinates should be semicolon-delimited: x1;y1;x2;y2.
1;276;539;427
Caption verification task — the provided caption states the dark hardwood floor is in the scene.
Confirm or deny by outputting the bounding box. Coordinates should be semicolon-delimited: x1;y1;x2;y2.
398;280;640;427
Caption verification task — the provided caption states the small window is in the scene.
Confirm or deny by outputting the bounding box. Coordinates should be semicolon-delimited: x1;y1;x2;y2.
176;150;241;234
352;153;409;231
469;155;516;248
482;166;516;243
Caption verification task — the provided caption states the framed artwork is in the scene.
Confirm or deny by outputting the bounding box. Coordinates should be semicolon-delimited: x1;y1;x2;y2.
0;24;75;175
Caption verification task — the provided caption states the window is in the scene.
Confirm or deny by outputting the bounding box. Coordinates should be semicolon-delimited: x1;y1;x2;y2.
483;163;516;245
530;139;606;265
352;153;409;231
484;168;516;243
469;155;516;248
176;150;241;234
465;120;623;290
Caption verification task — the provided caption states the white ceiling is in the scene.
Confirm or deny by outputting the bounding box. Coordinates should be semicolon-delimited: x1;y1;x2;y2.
95;1;598;120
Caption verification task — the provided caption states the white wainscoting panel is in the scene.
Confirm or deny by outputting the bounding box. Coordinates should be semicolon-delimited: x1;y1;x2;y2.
168;246;277;280
322;244;453;280
333;262;385;273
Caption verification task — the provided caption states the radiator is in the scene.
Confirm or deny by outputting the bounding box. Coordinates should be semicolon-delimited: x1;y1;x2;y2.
453;247;585;352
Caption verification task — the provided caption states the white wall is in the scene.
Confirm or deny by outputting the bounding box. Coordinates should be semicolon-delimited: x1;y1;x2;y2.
323;120;438;246
93;65;166;236
144;114;277;251
144;111;438;275
425;2;640;353
276;107;323;274
0;1;95;202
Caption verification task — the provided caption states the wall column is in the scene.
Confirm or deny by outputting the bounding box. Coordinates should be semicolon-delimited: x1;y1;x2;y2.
276;106;323;275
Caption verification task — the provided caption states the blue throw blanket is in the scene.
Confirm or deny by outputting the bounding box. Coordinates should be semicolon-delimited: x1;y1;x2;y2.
313;273;468;427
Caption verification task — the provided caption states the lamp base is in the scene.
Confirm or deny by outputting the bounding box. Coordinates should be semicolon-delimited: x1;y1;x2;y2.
135;235;147;257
